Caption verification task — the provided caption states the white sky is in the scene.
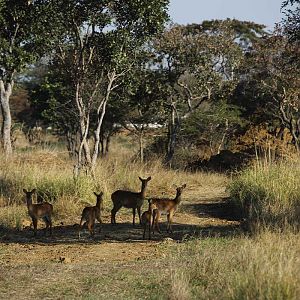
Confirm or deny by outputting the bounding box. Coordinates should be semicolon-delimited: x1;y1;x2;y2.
168;0;284;30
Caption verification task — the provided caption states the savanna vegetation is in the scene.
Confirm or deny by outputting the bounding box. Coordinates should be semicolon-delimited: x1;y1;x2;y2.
0;0;299;299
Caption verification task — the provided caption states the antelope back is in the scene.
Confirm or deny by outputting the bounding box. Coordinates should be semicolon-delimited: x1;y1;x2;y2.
33;202;53;217
152;198;176;211
82;206;96;221
111;176;151;208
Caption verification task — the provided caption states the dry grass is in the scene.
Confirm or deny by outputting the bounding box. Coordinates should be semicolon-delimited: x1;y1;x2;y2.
0;231;298;299
170;270;191;300
0;143;227;229
229;158;300;231
166;231;300;300
0;138;299;299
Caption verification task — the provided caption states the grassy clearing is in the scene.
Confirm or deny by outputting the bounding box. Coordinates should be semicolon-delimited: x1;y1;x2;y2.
229;158;300;231
0;146;227;228
1;139;299;299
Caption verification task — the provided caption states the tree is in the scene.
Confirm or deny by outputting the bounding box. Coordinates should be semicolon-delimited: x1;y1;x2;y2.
282;0;300;42
181;101;244;156
47;0;169;174
252;29;300;150
29;61;79;156
0;0;52;155
153;20;260;164
120;66;166;163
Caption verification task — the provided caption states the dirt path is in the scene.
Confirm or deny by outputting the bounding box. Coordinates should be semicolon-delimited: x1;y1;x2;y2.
0;186;240;267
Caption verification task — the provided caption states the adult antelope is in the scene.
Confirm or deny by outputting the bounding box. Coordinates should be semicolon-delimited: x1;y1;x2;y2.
151;184;186;233
111;176;152;226
23;188;53;237
78;192;104;238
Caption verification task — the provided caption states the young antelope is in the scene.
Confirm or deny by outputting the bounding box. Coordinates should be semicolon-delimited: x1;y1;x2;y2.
78;192;104;238
141;199;159;240
151;184;187;234
23;188;53;237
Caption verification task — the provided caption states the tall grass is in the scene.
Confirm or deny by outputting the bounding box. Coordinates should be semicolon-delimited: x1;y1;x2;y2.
167;231;300;300
229;158;300;231
0;147;226;228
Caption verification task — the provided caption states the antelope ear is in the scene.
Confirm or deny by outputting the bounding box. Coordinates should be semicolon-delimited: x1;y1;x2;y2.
147;176;152;181
148;199;152;204
139;176;142;181
182;184;187;189
94;192;98;197
23;189;27;194
31;189;36;193
99;191;103;197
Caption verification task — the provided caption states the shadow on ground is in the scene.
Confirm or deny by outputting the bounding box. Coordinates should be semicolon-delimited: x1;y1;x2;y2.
0;219;241;245
184;197;242;221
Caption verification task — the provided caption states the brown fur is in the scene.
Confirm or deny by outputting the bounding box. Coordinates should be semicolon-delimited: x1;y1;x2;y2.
111;176;151;226
141;199;159;240
151;184;186;233
23;188;53;237
78;192;104;238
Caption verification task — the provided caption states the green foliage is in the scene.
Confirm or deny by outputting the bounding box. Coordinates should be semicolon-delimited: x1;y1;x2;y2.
181;101;245;149
282;0;300;42
29;63;77;134
0;1;55;79
25;0;170;162
282;0;300;5
118;65;168;127
160;101;246;168
249;30;300;149
200;19;266;48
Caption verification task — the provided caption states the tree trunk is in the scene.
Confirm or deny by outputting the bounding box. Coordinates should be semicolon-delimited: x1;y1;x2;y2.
78;114;91;166
165;105;179;166
66;130;78;158
288;119;300;152
74;82;92;176
0;103;3;138
217;119;229;154
105;134;111;155
139;130;144;164
91;99;108;172
99;131;105;157
0;80;13;156
90;71;116;172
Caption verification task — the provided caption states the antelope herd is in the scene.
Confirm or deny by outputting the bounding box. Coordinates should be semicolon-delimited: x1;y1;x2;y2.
22;177;186;240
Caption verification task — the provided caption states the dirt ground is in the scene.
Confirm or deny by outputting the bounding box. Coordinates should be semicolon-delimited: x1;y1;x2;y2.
0;186;241;300
0;186;240;265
